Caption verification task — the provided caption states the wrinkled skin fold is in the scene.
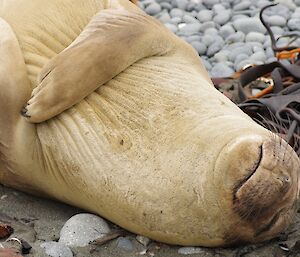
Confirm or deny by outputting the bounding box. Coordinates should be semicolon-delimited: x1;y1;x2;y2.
0;0;299;247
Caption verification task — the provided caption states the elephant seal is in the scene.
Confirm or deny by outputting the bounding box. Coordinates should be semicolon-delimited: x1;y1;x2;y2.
0;0;299;247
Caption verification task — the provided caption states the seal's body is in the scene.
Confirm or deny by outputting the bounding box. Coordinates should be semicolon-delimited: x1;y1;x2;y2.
0;0;299;247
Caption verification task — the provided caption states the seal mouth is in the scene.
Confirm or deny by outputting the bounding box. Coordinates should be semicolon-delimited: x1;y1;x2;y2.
233;144;263;199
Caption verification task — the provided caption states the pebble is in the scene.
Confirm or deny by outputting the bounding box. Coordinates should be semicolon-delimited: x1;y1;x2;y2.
197;10;213;22
250;51;267;62
207;42;223;57
190;41;207;55
234;53;249;70
228;45;252;62
138;0;300;76
178;247;205;255
214;50;229;62
182;14;199;23
170;8;184;18
136;235;151;247
145;2;162;15
266;15;287;27
233;17;266;34
225;31;245;44
59;213;111;247
160;2;173;10
287;18;300;30
41;242;73;257
245;32;266;43
219;24;236;39
199;21;216;32
210;63;235;77
213;11;231;25
164;23;178;33
176;0;188;10
233;0;251;11
116;237;134;251
202;0;220;8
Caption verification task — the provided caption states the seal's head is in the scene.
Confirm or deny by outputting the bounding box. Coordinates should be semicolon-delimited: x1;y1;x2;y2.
215;133;299;246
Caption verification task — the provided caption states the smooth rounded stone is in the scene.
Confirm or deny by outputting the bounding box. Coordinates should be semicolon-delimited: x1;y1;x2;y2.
179;23;202;35
186;2;197;12
159;2;173;10
266;47;274;58
202;0;220;8
225;31;245;44
266;15;287;27
235;59;255;71
287;19;300;30
201;58;212;70
228;45;252;62
267;57;278;63
190;41;207;55
41;242;73;257
140;0;155;6
233;17;266;34
212;3;226;14
176;0;188;10
275;0;296;11
189;10;199;18
213;11;231;25
256;0;272;8
210;62;234;77
153;0;171;3
158;12;171;23
219;24;236;39
291;11;300;19
136;235;151;247
59;213;111;247
214;35;225;45
204;27;219;36
182;14;199;23
233;0;251;11
170;17;182;24
186;35;202;43
197;10;213;23
250;51;267;62
170;8;184;18
193;3;206;12
234;53;250;70
276;37;290;48
144;2;162;15
231;14;249;22
207;42;223;57
263;37;271;48
199;21;216;32
263;3;291;19
214;50;230;62
270;26;284;35
202;34;214;47
245;32;266;43
252;45;264;53
164;23;178;33
178;247;205;255
225;42;245;50
138;2;145;9
116;237;133;251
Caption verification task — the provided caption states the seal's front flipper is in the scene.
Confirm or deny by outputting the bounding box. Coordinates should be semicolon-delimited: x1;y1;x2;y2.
24;5;177;123
0;18;31;135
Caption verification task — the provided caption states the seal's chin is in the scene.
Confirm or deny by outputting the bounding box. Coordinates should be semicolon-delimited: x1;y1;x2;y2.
231;137;299;244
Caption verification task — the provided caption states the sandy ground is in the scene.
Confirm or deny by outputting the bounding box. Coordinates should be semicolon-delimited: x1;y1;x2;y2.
1;184;300;257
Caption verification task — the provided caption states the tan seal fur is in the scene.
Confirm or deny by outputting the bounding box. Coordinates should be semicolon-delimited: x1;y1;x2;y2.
0;0;299;247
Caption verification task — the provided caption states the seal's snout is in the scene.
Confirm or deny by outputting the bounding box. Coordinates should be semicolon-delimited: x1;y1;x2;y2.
229;137;299;244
